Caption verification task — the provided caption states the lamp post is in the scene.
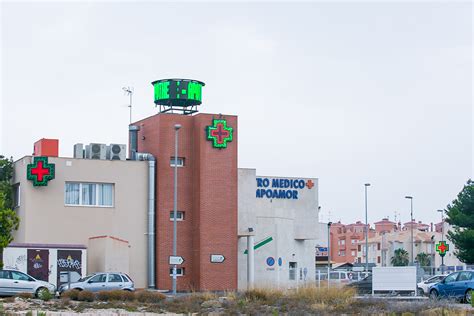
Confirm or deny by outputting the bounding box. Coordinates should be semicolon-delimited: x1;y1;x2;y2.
437;209;444;274
327;221;332;288
364;183;370;272
172;124;181;295
405;196;414;265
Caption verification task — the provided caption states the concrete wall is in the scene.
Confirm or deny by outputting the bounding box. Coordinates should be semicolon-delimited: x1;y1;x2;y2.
12;156;148;288
238;170;319;289
88;236;130;275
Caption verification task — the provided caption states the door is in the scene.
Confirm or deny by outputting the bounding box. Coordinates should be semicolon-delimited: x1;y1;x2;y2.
453;271;472;298
0;270;14;295
27;249;49;282
84;273;107;292
10;271;35;294
439;272;458;297
56;250;82;287
107;273;125;290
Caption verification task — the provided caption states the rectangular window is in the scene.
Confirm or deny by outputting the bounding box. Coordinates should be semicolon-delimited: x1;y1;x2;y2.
169;268;185;276
13;184;20;208
351;239;356;244
289;262;297;280
65;182;114;207
377;243;381;250
341;240;345;245
351;250;356;256
170;157;185;167
377;256;381;263
169;211;185;221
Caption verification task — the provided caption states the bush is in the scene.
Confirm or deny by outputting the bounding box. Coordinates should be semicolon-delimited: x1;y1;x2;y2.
135;290;166;303
244;288;284;304
37;288;54;301
62;289;81;300
77;290;95;302
96;290;136;302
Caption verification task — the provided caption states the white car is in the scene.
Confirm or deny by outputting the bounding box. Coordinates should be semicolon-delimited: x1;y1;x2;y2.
0;269;56;297
417;274;445;295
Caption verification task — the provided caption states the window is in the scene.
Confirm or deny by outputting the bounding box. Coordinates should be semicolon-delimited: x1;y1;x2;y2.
458;272;472;281
444;272;459;283
169;268;185;276
289;262;297;280
13;184;20;208
108;274;123;283
170;157;185;167
340;239;345;245
11;271;31;281
377;243;381;250
0;271;10;279
351;239;356;244
377;256;381;263
89;274;107;283
169;211;185;221
65;182;114;207
351;250;356;256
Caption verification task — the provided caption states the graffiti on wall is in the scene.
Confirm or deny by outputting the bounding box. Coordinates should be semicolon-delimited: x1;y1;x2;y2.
4;254;26;271
56;250;82;286
27;249;49;282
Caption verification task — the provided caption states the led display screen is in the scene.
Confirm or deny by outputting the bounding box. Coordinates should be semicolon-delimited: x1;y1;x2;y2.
152;79;205;106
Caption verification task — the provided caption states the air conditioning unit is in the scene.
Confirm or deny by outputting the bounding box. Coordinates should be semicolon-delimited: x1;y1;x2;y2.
107;144;126;161
73;143;84;159
85;143;107;160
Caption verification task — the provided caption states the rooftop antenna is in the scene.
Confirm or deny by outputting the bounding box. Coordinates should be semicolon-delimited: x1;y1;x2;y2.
122;86;133;124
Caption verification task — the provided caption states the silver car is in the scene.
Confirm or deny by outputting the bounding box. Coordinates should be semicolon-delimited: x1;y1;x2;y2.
0;269;56;297
59;272;134;293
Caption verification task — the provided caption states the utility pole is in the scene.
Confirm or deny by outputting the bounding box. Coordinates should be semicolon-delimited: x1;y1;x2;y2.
437;209;445;274
405;196;414;265
327;222;332;288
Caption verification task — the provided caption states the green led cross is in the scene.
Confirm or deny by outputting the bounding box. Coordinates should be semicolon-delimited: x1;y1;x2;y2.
207;119;233;149
436;241;449;257
27;156;55;186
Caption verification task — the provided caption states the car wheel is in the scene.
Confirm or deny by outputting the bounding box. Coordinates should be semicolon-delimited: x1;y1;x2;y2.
465;289;472;304
35;287;49;299
429;289;439;300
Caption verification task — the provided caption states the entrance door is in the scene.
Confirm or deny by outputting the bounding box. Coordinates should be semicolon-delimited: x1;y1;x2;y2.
57;250;82;287
27;249;49;282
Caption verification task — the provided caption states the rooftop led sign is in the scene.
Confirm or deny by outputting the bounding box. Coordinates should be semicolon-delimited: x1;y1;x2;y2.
152;79;205;107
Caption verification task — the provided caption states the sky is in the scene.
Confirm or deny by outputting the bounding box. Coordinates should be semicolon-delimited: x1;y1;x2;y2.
1;1;472;226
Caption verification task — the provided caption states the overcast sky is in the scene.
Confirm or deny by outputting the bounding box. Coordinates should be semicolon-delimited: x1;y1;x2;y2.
1;1;472;225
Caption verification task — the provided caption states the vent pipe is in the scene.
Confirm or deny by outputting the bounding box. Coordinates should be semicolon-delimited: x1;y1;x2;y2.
129;125;140;160
136;152;156;289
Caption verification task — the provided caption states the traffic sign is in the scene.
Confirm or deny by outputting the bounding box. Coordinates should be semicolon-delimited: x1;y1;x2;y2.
169;256;184;265
210;254;225;263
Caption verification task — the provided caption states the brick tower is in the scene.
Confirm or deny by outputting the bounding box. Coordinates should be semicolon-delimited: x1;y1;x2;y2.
133;79;238;291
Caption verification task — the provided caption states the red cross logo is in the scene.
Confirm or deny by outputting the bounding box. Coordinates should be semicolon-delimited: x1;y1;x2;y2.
436;241;449;257
27;156;55;186
306;180;315;189
207;119;233;149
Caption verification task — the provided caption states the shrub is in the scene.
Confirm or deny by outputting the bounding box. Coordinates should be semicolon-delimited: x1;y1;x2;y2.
244;288;284;304
62;289;81;300
77;290;95;302
96;290;136;302
135;290;166;303
37;289;54;301
122;290;136;302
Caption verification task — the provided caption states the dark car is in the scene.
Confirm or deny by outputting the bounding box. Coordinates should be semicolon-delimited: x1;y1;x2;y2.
347;274;372;294
429;270;474;303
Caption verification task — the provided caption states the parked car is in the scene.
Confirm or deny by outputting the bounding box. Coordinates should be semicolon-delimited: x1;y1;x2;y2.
0;269;55;297
347;274;372;294
58;272;135;294
429;270;474;303
417;275;445;296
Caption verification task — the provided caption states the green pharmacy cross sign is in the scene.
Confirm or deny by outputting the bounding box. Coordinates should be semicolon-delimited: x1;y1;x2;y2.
27;156;55;186
436;241;449;257
207;119;233;149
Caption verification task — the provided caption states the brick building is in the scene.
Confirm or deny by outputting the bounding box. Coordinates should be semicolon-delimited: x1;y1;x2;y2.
134;112;238;291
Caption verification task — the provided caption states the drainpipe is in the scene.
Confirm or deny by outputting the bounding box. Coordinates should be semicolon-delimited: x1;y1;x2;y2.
136;152;156;289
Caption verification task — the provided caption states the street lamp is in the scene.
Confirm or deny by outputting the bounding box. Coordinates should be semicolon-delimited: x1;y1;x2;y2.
405;196;414;265
364;183;370;272
172;124;181;295
437;209;445;274
327;221;332;288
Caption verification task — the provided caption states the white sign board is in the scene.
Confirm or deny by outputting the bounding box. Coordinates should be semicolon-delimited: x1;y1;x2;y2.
210;254;225;263
169;256;184;265
372;266;417;294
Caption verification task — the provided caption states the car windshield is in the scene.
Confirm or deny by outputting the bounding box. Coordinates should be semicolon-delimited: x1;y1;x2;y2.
77;274;95;282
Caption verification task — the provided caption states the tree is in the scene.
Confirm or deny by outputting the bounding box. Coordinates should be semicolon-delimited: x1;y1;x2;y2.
415;252;431;268
391;248;409;266
0;155;19;269
446;179;474;264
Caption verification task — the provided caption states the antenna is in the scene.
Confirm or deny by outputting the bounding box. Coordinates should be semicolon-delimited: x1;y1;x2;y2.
122;86;134;124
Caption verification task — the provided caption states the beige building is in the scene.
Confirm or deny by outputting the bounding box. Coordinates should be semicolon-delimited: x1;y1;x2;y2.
357;228;466;272
12;155;149;288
